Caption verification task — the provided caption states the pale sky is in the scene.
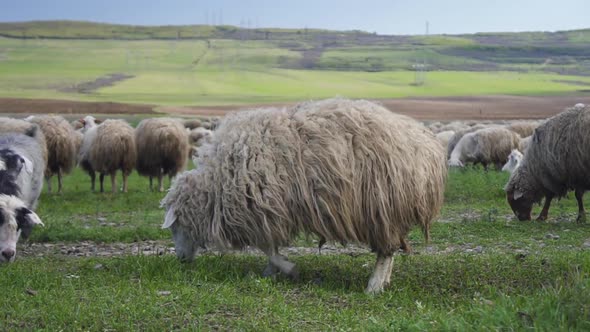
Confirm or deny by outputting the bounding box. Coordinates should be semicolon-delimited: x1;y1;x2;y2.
1;0;588;35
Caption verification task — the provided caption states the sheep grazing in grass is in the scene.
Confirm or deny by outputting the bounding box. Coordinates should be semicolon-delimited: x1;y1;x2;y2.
27;115;77;193
435;130;455;149
446;124;492;159
505;105;590;222
506;121;537;138
135;118;189;192
183;118;202;130
501;149;523;173
161;98;447;294
79;118;136;193
448;127;521;170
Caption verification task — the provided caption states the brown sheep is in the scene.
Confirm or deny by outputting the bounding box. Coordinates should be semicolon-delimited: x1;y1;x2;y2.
28;115;77;193
135;118;189;192
505;105;590;222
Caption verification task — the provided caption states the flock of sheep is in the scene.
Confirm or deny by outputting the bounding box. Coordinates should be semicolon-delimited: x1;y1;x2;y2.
0;98;587;295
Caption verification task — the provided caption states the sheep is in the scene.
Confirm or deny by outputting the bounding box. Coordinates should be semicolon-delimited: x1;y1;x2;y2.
501;149;523;173
435;130;455;149
446;124;492;159
71;119;84;131
183;118;202;130
188;127;213;147
135;118;189;192
0;131;45;210
506;121;537;138
448;127;521;170
79;118;136;193
160;98;447;294
27;115;77;193
505;105;590;222
0;194;43;263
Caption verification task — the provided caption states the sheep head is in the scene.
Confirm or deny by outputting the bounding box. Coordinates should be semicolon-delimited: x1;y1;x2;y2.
0;195;43;263
506;188;533;221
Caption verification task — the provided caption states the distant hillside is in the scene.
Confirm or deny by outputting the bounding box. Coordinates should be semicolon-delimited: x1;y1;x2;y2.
1;20;589;75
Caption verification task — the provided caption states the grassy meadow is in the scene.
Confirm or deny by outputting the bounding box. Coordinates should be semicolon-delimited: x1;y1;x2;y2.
0;25;590;105
1;167;589;330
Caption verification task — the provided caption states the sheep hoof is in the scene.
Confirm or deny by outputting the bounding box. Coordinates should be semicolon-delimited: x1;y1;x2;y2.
536;215;547;222
576;214;586;224
286;266;300;281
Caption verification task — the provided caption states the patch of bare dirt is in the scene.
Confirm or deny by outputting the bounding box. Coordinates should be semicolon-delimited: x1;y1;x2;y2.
0;98;155;115
2;94;589;120
60;73;135;94
161;95;590;121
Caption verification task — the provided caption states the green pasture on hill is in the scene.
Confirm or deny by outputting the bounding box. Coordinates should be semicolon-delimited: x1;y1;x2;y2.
0;166;589;330
1;37;590;106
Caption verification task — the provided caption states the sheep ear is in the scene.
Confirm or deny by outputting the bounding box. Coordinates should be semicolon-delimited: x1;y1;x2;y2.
513;190;524;200
162;208;176;229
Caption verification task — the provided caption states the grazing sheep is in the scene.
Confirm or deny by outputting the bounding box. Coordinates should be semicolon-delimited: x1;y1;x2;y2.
188;127;213;147
435;130;455;148
135;118;189;192
501;149;523;173
79;119;136;193
505;105;590;222
161;98;447;294
446;124;492;159
27;115;77;193
183;118;202;130
0;194;43;263
506;121;537;138
71;119;84;131
448;127;521;170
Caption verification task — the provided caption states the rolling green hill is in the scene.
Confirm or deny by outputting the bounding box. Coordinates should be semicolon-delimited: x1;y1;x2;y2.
0;21;589;106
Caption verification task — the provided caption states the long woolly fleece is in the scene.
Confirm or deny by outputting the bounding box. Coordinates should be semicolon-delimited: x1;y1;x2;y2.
135;118;188;178
162;99;447;256
506;105;590;201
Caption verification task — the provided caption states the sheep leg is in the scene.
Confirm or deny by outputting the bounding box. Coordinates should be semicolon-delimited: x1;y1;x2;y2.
89;171;96;191
111;172;117;193
45;175;52;193
262;248;299;280
99;173;105;193
365;253;393;294
57;169;63;194
575;189;586;224
400;236;412;254
536;194;553;221
149;176;153;191
158;174;164;192
122;172;128;193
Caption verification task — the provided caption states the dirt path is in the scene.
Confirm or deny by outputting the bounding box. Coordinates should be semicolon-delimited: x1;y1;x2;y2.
157;95;590;121
2;95;589;120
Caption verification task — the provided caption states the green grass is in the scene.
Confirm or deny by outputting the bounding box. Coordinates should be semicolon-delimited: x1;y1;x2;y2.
1;165;590;330
1;37;590;106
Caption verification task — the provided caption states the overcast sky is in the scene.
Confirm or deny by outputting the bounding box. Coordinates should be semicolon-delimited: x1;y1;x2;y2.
1;0;588;35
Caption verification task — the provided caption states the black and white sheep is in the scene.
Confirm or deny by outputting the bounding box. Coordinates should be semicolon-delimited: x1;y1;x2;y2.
161;98;447;294
135;118;189;192
505;105;590;222
0;131;46;263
